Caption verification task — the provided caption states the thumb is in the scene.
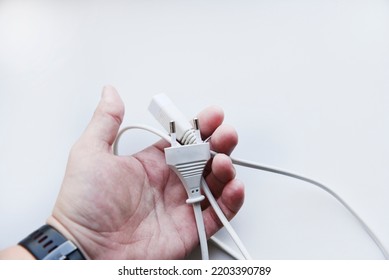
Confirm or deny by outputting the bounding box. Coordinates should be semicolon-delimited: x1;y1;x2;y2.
82;85;125;151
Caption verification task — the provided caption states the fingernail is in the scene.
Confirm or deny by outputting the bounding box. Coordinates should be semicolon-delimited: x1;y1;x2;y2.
101;85;116;102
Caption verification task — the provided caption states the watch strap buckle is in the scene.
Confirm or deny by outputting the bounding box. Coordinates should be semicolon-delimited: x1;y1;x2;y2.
43;240;77;260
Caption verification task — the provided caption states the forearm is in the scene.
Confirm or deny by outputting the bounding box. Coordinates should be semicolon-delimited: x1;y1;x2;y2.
0;245;35;260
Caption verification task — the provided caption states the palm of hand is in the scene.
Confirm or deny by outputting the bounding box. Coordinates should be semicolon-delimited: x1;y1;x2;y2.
52;140;199;259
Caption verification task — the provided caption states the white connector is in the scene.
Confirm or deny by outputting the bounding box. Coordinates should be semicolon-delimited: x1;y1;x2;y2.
165;143;210;203
164;120;210;203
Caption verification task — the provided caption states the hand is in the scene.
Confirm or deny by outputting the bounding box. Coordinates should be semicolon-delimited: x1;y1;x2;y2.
47;86;244;259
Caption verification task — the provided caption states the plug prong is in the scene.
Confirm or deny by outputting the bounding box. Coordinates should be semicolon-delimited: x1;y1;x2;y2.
193;118;199;130
170;120;176;134
193;118;202;143
170;120;178;146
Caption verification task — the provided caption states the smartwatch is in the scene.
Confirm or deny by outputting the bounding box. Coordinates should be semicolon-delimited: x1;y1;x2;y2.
18;225;86;260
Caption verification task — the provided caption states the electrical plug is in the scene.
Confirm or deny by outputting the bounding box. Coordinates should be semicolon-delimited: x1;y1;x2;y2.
149;93;211;202
164;119;210;204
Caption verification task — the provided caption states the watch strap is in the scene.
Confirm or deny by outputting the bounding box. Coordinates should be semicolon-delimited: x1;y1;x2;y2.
18;225;85;260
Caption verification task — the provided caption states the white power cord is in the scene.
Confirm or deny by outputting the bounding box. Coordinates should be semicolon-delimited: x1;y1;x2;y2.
112;93;389;260
209;236;245;260
202;177;252;259
113;124;171;155
227;154;389;260
192;203;209;260
164;119;211;260
113;123;389;260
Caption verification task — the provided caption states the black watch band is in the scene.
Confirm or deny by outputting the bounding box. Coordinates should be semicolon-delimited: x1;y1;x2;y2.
18;225;86;260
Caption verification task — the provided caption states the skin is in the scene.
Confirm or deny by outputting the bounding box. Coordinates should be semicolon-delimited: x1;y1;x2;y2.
0;86;244;260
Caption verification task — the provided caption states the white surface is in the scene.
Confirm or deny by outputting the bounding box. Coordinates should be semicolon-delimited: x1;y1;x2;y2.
1;0;388;259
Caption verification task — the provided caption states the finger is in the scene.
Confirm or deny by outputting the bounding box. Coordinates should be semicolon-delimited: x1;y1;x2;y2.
202;178;245;237
203;154;236;200
208;124;238;155
81;86;125;151
202;124;238;179
196;105;224;140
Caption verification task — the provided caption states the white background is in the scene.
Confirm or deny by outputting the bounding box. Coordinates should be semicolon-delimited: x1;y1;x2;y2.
0;0;388;259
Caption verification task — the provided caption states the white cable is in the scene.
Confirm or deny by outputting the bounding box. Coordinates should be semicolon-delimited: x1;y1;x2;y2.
209;236;244;260
113;124;173;155
114;125;389;260
201;177;252;260
227;154;389;260
192;203;209;260
164;123;212;260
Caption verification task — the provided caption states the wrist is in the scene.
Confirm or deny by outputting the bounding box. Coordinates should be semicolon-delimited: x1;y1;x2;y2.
0;245;36;260
46;216;89;259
